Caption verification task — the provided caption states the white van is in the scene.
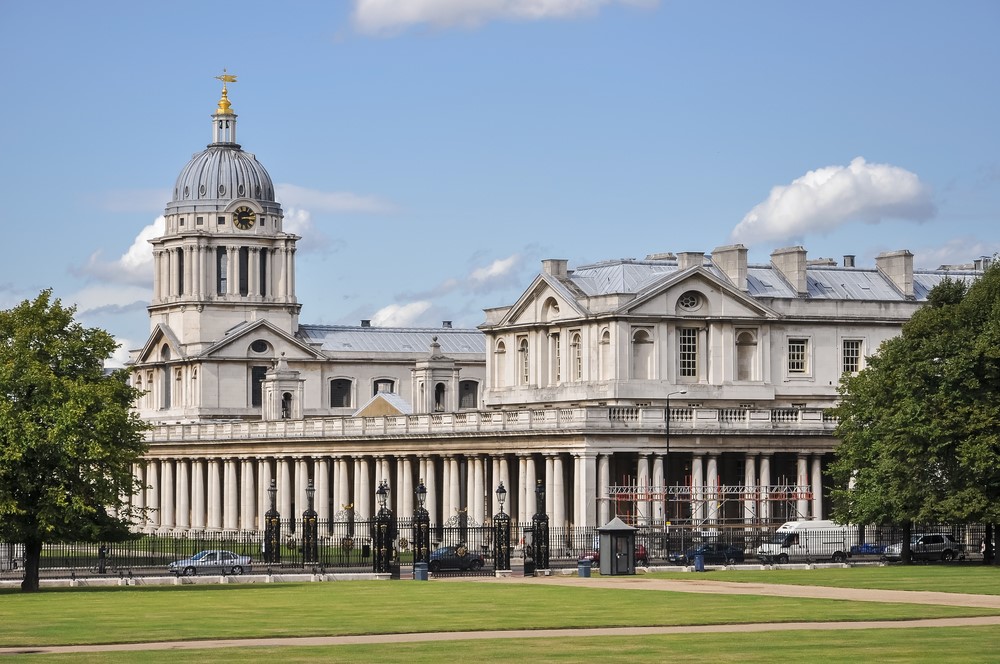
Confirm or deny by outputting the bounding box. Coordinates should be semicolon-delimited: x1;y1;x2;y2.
756;520;856;564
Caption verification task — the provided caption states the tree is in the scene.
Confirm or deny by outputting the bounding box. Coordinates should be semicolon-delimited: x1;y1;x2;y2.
0;290;149;591
830;264;1000;563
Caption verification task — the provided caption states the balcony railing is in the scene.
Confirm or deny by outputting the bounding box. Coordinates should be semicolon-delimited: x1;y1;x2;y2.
147;406;837;444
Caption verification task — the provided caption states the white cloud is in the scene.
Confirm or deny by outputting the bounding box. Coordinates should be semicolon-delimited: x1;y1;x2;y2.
731;157;936;245
352;0;657;35
78;216;164;287
371;300;434;327
276;183;395;213
910;236;998;270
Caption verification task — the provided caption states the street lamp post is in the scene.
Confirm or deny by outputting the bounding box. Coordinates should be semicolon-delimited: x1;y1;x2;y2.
665;390;687;522
264;479;280;566
493;482;511;572
302;479;318;565
412;479;430;565
372;480;395;574
531;479;549;572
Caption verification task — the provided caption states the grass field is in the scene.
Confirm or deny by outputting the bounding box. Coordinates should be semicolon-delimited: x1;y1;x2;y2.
1;567;999;662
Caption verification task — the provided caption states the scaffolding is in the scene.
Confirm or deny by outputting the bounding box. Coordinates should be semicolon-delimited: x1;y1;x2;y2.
606;482;814;528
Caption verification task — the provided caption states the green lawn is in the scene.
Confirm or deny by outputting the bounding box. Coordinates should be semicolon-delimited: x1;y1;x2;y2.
652;564;1000;594
1;568;999;662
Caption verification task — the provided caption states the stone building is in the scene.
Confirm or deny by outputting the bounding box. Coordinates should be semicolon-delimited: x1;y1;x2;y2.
129;81;985;534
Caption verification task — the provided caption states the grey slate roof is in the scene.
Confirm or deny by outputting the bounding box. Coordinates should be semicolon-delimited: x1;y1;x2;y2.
298;325;485;355
564;258;981;302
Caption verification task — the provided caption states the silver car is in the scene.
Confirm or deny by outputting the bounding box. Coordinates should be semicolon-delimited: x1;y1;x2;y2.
168;550;252;575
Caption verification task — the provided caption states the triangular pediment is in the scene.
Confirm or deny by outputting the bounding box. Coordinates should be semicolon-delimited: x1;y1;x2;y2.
133;324;184;364
354;392;413;417
200;319;325;360
496;273;589;327
622;267;778;319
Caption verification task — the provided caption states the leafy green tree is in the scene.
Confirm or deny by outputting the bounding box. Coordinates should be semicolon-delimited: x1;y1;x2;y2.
0;290;148;591
830;264;1000;564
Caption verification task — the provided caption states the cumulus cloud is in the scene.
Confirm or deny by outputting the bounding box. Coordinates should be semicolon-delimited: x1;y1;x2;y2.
731;157;936;245
77;217;164;287
909;236;998;270
352;0;658;35
371;300;434;326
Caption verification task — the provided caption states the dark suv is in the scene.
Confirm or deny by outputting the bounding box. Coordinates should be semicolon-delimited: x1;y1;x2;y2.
884;533;965;562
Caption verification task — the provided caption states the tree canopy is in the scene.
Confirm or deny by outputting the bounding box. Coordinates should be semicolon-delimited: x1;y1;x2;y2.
0;290;148;591
829;263;1000;536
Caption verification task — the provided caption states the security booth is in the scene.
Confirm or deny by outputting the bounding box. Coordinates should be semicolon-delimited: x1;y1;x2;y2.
598;517;637;576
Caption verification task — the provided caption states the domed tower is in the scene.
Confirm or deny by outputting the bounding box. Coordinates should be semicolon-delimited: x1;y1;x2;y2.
148;72;300;351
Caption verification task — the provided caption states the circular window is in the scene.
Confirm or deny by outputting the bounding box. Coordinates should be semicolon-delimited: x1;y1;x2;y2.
218;184;226;196
238;184;245;196
199;184;206;195
183;186;189;198
255;185;261;198
250;340;269;353
678;291;702;311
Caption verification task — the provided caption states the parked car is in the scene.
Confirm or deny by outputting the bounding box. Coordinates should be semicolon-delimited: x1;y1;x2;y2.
884;534;965;562
578;543;649;566
168;550;252;575
428;545;485;572
849;542;887;557
669;542;745;566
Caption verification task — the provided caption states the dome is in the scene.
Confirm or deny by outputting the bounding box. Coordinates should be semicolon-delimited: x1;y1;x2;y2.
171;146;275;203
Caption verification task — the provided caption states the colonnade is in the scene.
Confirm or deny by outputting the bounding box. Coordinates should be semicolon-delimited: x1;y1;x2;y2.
152;242;296;302
132;450;826;532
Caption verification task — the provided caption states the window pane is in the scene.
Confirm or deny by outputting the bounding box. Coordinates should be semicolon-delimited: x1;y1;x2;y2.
679;328;698;377
788;339;808;373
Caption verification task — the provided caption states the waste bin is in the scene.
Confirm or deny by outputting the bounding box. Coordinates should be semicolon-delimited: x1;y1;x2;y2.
413;562;428;581
577;560;592;578
524;561;536;577
693;554;705;572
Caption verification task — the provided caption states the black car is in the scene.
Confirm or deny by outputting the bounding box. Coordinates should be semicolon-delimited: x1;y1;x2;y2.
428;545;485;572
669;542;745;565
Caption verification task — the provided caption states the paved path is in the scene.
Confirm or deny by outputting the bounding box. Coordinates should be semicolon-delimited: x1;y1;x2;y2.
4;576;999;654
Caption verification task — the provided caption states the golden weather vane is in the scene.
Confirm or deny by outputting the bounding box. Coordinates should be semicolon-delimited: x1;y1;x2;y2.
214;69;237;114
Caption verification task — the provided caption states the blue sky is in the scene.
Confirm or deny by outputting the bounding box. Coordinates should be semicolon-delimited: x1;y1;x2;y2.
1;1;997;365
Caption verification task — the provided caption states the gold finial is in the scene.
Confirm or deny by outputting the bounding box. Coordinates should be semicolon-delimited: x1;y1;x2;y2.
214;69;237;115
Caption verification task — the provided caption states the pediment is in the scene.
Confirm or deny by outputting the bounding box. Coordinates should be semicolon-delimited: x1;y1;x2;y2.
497;274;589;327
133;324;184;364
622;267;778;319
200;319;325;361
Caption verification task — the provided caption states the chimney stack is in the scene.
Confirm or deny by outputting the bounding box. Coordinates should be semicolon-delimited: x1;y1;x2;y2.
361;319;371;328
875;250;914;299
677;251;706;270
771;246;808;295
541;259;568;278
711;244;748;290
843;255;855;268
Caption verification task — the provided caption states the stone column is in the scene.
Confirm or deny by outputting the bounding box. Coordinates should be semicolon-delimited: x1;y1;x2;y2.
706;454;719;525
517;455;528;523
146;460;160;528
160;459;175;529
598;453;610;526
576;453;597;528
337;457;351;512
240;458;256;531
295;457;308;518
472;456;485;523
401;457;414;517
357;457;371;520
552;455;565;530
279;457;293;518
691;453;704;524
257;457;272;530
759;454;771;523
796;454;810;519
425;456;439;525
743;453;757;524
545;455;555;517
811;455;823;520
316;457;330;521
192;459;205;530
637;453;650;525
208;459;222;530
652;455;665;524
524;455;537;517
176;460;190;529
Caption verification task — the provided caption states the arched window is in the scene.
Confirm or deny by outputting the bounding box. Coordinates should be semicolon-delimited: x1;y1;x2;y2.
494;340;506;387
550;332;561;383
238;247;250;296
518;337;530;385
259;249;268;297
434;383;446;412
330;379;352;408
631;329;653;380
281;392;292;419
542;297;560;322
176;248;185;296
599;329;611;380
459;380;478;409
736;329;758;381
571;333;583;381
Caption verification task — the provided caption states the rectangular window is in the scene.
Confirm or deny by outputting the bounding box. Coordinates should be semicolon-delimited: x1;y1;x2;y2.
788;338;809;374
679;328;698;377
196;216;204;225
552;333;561;383
251;366;268;407
218;216;225;225
179;217;185;226
842;339;862;373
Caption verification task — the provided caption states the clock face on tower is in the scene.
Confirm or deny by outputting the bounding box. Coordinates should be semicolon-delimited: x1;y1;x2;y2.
233;206;256;230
